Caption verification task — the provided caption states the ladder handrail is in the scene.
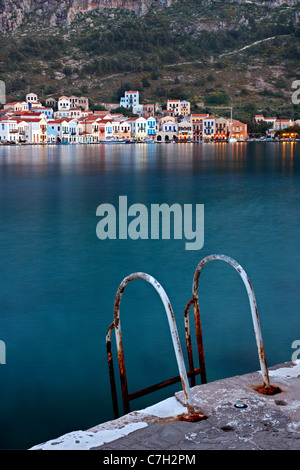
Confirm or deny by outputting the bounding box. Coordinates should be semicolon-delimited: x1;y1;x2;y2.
187;254;272;391
111;272;198;418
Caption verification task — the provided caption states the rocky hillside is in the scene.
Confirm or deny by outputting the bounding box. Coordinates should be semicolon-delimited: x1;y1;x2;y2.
0;0;172;31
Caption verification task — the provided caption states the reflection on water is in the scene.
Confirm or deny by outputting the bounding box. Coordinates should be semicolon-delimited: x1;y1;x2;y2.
0;142;298;176
0;142;299;449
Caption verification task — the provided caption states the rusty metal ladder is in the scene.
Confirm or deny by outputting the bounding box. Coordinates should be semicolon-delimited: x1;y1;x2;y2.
106;272;205;421
106;255;279;421
184;254;279;396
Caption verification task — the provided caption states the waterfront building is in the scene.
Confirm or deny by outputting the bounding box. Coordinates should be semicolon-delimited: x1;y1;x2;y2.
0;118;19;142
76;122;84;143
191;114;209;142
146;116;156;138
47;119;69;143
119;121;131;140
47;125;57;143
27;118;48;143
215;117;230;141
82;118;100;142
105;121;113;140
126;116;147;140
16;120;29;142
203;117;216;141
178;120;193;141
230;120;248;140
156;120;178;142
68;119;78;144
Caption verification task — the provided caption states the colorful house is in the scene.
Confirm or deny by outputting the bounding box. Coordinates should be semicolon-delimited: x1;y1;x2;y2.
230;120;248;140
167;99;191;117
27;118;48;143
191;115;209;142
156;120;178;142
120;91;139;109
31;107;53;119
119;121;131;140
203;117;216;141
58;96;71;111
178;120;193;141
215;117;230;141
274;119;294;131
0;119;19;142
127;117;147;140
146;116;156;138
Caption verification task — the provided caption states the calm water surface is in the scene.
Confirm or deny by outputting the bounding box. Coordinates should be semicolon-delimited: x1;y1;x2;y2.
0;142;299;449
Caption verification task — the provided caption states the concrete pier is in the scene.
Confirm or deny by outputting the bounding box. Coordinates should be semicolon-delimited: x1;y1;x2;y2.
30;361;300;451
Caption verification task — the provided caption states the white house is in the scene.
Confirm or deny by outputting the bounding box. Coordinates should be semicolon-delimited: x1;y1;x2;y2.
26;118;48;143
17;120;30;142
0;119;19;142
147;116;156;138
127;117;147;140
26;93;38;105
167;99;190;117
162;120;178;133
68;119;78;144
58;96;71;111
104;121;113;140
76;122;84;143
47;119;69;143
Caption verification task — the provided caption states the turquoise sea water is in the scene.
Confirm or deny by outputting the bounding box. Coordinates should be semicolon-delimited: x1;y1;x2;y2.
0;142;300;449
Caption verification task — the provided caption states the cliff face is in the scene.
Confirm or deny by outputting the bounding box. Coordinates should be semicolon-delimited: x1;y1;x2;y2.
0;0;172;32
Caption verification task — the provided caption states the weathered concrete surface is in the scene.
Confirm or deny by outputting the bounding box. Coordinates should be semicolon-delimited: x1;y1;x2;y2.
30;361;300;450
